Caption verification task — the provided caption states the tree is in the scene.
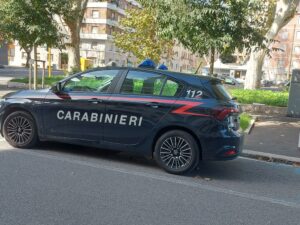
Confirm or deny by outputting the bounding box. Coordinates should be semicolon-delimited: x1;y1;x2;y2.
53;0;88;71
245;0;300;89
0;0;64;67
113;8;174;64
139;0;266;75
220;53;237;64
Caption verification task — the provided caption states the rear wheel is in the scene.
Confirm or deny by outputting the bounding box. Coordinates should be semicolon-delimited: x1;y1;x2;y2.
154;130;199;175
3;111;38;148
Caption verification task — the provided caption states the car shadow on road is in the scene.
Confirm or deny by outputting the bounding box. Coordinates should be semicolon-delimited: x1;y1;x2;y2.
32;141;255;182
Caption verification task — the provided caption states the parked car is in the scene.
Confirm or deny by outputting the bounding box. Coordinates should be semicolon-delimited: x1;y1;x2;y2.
0;63;244;174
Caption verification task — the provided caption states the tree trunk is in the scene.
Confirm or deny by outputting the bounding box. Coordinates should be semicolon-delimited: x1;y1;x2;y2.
62;0;89;72
245;0;300;89
25;48;32;68
244;49;266;89
67;25;81;72
209;47;215;75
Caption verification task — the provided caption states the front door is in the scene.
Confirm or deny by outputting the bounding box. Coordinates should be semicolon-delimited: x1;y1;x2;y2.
104;70;184;145
42;69;123;142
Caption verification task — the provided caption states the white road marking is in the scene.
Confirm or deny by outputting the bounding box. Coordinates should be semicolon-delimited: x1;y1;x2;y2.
1;147;300;209
298;131;300;148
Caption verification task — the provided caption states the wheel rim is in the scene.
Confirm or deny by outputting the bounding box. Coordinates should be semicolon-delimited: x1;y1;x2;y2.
160;136;193;170
6;116;33;145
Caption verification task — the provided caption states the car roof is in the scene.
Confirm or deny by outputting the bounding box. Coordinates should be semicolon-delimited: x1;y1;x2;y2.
91;66;220;86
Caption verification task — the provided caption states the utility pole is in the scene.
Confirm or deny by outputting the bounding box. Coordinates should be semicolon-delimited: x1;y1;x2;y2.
287;24;296;80
48;47;52;77
33;45;38;90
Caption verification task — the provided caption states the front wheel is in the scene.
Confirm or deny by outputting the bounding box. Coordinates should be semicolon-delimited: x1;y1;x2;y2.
154;130;199;175
3;111;38;148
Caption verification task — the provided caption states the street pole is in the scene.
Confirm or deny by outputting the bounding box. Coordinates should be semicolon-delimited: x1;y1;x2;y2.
28;63;32;90
48;47;52;78
33;45;38;90
287;24;296;80
42;61;45;89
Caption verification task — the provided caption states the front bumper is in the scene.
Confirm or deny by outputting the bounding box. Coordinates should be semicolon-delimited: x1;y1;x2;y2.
201;130;244;161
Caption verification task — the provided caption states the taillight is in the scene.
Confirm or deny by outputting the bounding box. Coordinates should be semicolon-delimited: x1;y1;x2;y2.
213;108;239;120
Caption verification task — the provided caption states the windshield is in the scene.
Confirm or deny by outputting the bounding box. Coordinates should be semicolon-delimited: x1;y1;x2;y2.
211;83;232;101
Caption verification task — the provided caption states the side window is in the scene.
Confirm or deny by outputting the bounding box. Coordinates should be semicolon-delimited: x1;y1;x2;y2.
63;70;120;93
161;79;183;97
121;70;165;96
185;86;210;99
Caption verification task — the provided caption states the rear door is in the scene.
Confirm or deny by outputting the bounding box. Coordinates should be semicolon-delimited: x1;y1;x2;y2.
103;69;184;145
42;69;123;142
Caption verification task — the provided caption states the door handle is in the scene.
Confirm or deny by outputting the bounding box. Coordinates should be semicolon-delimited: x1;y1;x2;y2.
88;98;103;104
146;102;160;109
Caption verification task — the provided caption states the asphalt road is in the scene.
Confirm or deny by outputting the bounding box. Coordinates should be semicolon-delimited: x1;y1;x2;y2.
0;66;63;78
0;139;299;225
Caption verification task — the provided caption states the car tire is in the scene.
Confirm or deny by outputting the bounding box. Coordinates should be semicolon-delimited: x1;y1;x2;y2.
3;111;38;149
154;130;199;175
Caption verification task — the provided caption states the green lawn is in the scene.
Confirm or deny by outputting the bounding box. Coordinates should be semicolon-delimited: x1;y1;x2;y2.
230;89;289;107
240;113;252;131
11;76;65;86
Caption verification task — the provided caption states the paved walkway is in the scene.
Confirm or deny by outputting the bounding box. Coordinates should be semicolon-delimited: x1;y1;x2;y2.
244;116;300;159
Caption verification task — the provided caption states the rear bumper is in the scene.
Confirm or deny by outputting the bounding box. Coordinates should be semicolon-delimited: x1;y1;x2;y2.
201;130;244;161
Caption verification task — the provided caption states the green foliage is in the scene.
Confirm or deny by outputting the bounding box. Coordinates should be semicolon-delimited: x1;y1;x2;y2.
0;0;65;49
240;113;252;131
113;8;174;63
138;0;266;66
230;89;289;107
220;53;237;64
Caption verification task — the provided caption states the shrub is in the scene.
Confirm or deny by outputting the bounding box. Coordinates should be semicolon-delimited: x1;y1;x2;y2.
240;113;252;131
230;89;289;107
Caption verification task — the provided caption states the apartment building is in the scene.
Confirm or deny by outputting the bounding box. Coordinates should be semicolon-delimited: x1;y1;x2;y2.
264;8;300;81
6;0;200;73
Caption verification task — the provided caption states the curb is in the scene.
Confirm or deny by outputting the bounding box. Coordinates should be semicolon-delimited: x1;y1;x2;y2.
244;116;256;134
242;149;300;167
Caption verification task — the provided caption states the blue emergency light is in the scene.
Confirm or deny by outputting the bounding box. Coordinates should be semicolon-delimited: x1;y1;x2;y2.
158;64;168;70
138;59;156;69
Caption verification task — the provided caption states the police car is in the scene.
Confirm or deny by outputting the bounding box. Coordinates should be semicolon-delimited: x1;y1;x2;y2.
0;60;243;174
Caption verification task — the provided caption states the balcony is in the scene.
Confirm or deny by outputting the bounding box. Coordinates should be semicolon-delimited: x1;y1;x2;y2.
80;33;113;40
82;18;118;27
87;1;126;15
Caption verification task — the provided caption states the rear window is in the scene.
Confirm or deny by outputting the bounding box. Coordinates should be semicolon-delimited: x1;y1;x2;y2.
211;83;232;101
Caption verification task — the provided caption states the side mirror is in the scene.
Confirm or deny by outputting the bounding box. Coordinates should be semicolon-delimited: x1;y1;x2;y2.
52;82;62;93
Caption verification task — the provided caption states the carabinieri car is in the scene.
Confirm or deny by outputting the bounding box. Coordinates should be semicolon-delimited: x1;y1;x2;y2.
0;63;244;174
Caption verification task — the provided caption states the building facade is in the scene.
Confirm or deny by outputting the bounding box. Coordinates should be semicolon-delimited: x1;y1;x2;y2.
6;0;200;73
264;8;300;82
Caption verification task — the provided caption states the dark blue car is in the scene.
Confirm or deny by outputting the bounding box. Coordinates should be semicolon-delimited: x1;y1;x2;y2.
0;66;243;174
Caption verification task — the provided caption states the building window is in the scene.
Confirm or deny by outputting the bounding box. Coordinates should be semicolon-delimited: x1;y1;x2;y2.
280;31;288;40
295;46;300;54
92;10;99;18
296;31;300;39
92;26;98;34
91;42;98;49
278;59;285;68
293;60;299;68
21;52;27;60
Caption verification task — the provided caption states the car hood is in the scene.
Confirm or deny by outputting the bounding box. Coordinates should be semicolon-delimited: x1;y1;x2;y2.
2;89;50;100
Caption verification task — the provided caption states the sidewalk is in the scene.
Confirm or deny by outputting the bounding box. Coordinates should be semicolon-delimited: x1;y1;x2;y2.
0;85;19;98
243;115;300;165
